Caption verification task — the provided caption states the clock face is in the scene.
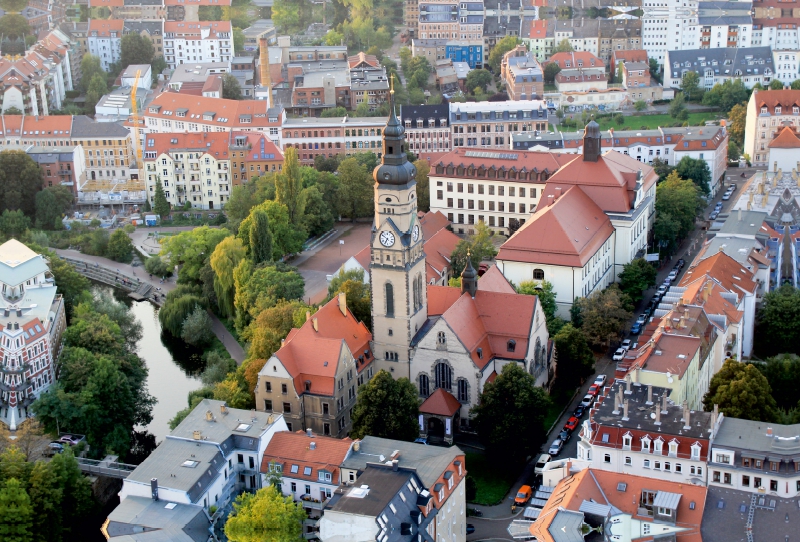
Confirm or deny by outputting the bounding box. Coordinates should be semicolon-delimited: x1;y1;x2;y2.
380;231;395;247
412;225;420;242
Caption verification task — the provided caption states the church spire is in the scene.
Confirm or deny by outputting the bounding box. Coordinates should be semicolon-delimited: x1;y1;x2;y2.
373;74;417;185
461;249;478;298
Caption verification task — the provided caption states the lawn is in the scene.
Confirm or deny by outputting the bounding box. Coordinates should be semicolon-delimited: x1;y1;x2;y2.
465;452;519;506
593;112;719;131
543;387;576;432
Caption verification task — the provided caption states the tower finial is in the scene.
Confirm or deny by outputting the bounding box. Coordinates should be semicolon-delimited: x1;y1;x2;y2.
390;73;395;95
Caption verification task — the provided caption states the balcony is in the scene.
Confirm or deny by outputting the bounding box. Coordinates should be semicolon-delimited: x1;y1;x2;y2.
299;495;328;510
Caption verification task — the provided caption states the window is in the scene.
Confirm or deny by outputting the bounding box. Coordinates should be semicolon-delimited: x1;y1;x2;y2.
283;402;291;413
281;383;287;394
457;379;468;402
264;399;273;410
623;435;632;450
385;283;394;316
533;269;544;280
323;423;330;435
437;332;446;345
625;456;632;466
419;374;430;397
238;454;244;464
507;340;516;352
643;459;651;468
604;454;611;463
770;479;778;491
435;362;452;390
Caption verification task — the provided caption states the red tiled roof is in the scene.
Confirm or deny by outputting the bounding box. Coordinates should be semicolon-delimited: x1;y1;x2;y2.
88;20;124;36
143;132;230;159
611;49;648;64
680;251;757;296
352;246;370;271
424;228;460;283
546;52;605;69
144;92;280;129
433;149;574;183
753;89;800;110
476;265;516;294
427;285;463;316
419;388;462;416
163;21;232;37
497;186;614;267
230;131;284;161
524;19;548;39
260;431;353;482
348;52;380;69
769;126;800;148
418;210;451;241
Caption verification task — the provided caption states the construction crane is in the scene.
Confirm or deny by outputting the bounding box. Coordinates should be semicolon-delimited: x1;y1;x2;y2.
259;37;273;107
130;69;143;170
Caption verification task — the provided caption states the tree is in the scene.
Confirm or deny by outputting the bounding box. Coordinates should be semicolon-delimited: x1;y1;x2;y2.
634;99;647;112
703;359;778;422
449;221;497;277
543;62;561;84
245;300;311;360
40;248;90;319
88;296;143;353
648;58;661;84
0;478;33;541
471;363;550;462
160;290;206;337
248;208;274;265
676;156;711;195
221;74;243;100
153;181;170;219
791;79;800;90
466;69;492;93
327;273;371;330
668;92;687;120
517;280;561;333
210;236;246;318
181;305;215;346
79;54;105;93
336;157;373;221
105;229;133;263
0;14;30;41
320;106;347;118
119;34;154;71
225;485;306;542
651;157;675;182
488;36;519;73
553;38;574;53
754;285;800;357
413;159;430;212
239;200;305;260
35;189;61;230
144;254;171;277
680;71;703;102
350;370;420;441
654;171;702;254
618;258;657;304
702;78;748;113
579;285;632;349
300;185;334;237
151;56;166;82
756;354;800;412
769;79;785;90
233;260;305;331
0;150;44;218
0;210;31;238
84;73;108;114
275;147;305;226
553;323;595;391
159;226;230;284
27;460;63;541
727;102;747;147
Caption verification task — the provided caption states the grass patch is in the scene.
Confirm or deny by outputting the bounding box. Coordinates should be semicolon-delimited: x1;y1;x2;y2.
544;387;578;431
593;112;719;131
466;452;518;506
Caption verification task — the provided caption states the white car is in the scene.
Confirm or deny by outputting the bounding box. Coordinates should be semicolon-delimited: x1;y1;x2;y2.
612;348;626;361
548;439;564;456
621;339;631;350
594;374;607;386
667;270;678;281
579;394;595;408
534;454;551;476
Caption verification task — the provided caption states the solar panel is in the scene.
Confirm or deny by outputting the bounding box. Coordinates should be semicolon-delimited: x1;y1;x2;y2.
463;151;519;160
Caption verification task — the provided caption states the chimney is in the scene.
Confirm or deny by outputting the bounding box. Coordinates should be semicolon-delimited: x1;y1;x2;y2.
661;393;668;414
150;478;159;502
267;414;274;424
392;459;399;471
338;291;347;316
633;367;640;385
306;311;311;321
683;401;691;430
310;442;316;450
193;430;201;440
655;405;661;425
713;404;719;420
205;410;213;421
220;404;228;415
312;317;318;331
625;374;632;395
281;339;285;347
251;409;256;422
307;428;313;437
354;440;361;452
646;384;653;405
679;315;686;329
612;390;621;415
622;399;630;421
767;427;773;437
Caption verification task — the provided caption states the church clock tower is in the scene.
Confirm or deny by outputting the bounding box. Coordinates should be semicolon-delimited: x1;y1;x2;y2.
369;79;427;379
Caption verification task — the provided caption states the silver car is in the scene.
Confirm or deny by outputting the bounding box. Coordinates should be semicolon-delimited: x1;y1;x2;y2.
548;439;564;456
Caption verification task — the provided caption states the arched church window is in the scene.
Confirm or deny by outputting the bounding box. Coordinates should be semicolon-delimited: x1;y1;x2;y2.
419;374;430;397
435;362;452;391
457;379;469;403
507;340;516;353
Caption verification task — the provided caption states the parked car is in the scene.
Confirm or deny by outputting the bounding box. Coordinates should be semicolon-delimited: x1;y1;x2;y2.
515;485;533;505
621;339;632;350
709;211;719;220
414;438;428;445
636;314;647;325
657;285;667;296
59;434;83;446
722;191;732;201
594;374;607;386
612;348;626;361
548;439;565;456
715;201;723;209
667;270;678;281
630;322;642;335
729;183;737;191
574;404;587;418
466;524;475;535
564;416;580;431
559;429;571;443
677;258;685;268
47;442;64;455
534;454;551;476
580;394;595;408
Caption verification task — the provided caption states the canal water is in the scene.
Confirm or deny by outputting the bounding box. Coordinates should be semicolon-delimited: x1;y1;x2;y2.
92;284;206;441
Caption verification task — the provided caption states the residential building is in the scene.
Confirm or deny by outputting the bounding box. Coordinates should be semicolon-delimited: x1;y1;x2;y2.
554;67;607;93
765;125;800;171
520;467;706;542
165;62;231;93
120;64;152;90
57;23;89;89
744;89;800;166
231;56;256;97
427;148;573;235
142;131;231;210
101;497;210;542
260;430;354;517
400;104;451;155
412;39;448;64
483;9;520;60
708;417;800;497
281;116;386;166
610;49;648;80
117;399;287;511
348;53;389;112
500;45;544;100
406;0;420;37
434;59;469;94
336;436;468;542
621;60;663;101
579;381;717;485
417;0;484;41
162;21;233;70
281;46;350;116
71;115;135;185
553;19;642;65
0;240;66;429
88;19;123;72
772;50;800;86
228;131;284;185
497;121;658;315
520;19;553;62
547;51;605;71
449;100;549;150
25;146;87;197
445;40;484;68
123;20;165;58
665;46;775;91
255;293;373;438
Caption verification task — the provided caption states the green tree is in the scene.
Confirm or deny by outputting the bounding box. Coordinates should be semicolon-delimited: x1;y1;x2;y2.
222;74;243;100
27;460;63;541
210;236;246;318
0;150;44;217
239;201;305;260
727;102;747;147
449;221;497;277
634;99;647;112
703;359;779;422
0;14;30;40
88;296;143;353
0;210;31;238
159;226;230;284
553;323;595;390
648;58;661;84
651;157;675;182
543;62;561;84
471;363;550;462
119;33;154;70
321;106;348;118
233;260;305;331
35;189;61;230
791;79;800;90
336;157;373;221
756;354;800;412
0;478;33;541
618;258;657;304
702;78;748;113
553;38;574;53
144;254;171;277
233;27;245;55
79;54;105;93
676;156;711;195
105;229;133;263
350;370;419;441
84;73;108;114
754;285;800;357
517;280;561;334
466;69;492;93
328;274;371;330
680;71;703;102
160;290;206;337
654;171;702;254
198;4;223;19
275;147;305;226
153;180;170;218
181;305;215;346
300;185;334;237
245;300;312;360
151;56;167;82
579;285;632;349
488;36;519;73
668;92;687;120
769;79;785;90
413;159;430;212
248;208;274;265
225;485;306;542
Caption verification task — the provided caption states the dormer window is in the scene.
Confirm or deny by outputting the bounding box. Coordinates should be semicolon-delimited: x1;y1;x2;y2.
761;106;768;114
641;437;651;453
507;340;516;352
690;443;701;460
668;440;678;457
622;433;632;450
654;439;663;454
437;332;446;345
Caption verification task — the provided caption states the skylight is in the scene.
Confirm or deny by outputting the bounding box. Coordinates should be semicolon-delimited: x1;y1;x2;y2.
234;423;251;432
182;460;199;468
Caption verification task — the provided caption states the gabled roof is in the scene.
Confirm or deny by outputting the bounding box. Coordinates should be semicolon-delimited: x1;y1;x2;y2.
143;132;229;158
423;228;460;283
612;49;648;64
769;126;800;148
418;210;450;240
427;285;463;316
104;496;210;542
260;431;353;483
753;88;800;110
476;265;516;294
348;52;380;69
352;246;370;271
497;186;614;267
88;19;124;36
679;251;757;296
144;92;281;129
546;51;604;69
419;388;462;416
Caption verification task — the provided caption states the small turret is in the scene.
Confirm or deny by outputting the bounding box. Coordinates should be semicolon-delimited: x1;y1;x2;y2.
461;249;478;298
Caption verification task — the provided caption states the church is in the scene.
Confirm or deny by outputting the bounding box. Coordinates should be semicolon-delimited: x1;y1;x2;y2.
367;86;554;441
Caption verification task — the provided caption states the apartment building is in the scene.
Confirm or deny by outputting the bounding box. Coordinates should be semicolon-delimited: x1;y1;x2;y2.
0;240;66;429
142;131;231;210
449;100;548;150
665;46;775;91
348;53;389;112
520;19;553;62
281;116;386;166
578;382;717;485
123;20;165;59
26;146;87;197
400;103;450;155
417;0;484;41
773;50;800;86
501;45;544;100
163;21;232;70
88;19;123;72
58;22;89;89
228;131;284;186
744;88;800;166
165;62;231;93
71;115;134;184
255;294;374;438
553;19;642;65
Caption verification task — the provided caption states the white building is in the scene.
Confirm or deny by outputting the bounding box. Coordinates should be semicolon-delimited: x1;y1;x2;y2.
120;64;152;90
163;21;233;70
744;89;800;166
665;46;775;91
280;116;387;166
87;20;123;72
449;100;548;150
118;399;287;511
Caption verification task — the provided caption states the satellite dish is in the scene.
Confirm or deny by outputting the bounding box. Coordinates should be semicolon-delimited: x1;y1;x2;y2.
650;413;656;419
668;377;674;384
666;372;671;379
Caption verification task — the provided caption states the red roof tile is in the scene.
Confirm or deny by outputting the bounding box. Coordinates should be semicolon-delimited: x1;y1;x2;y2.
260;431;353;481
353;246;370;271
427;285;463;316
476;265;516;294
753;88;800;110
418;210;451;241
680;251;757;296
769;126;800;148
88;20;124;36
423;228;460;283
419;388;462;416
546;52;605;69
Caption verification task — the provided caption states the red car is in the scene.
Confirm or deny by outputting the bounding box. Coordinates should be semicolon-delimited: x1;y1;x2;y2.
563;416;580;432
588;384;601;396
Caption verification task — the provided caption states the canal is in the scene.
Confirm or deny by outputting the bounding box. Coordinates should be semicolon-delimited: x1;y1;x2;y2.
92;284;206;441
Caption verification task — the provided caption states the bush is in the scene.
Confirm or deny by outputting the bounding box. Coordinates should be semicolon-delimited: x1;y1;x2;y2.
144;254;171;277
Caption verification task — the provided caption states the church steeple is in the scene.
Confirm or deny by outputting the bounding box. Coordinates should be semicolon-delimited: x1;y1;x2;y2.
461;250;478;298
583;118;601;162
373;76;417;186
